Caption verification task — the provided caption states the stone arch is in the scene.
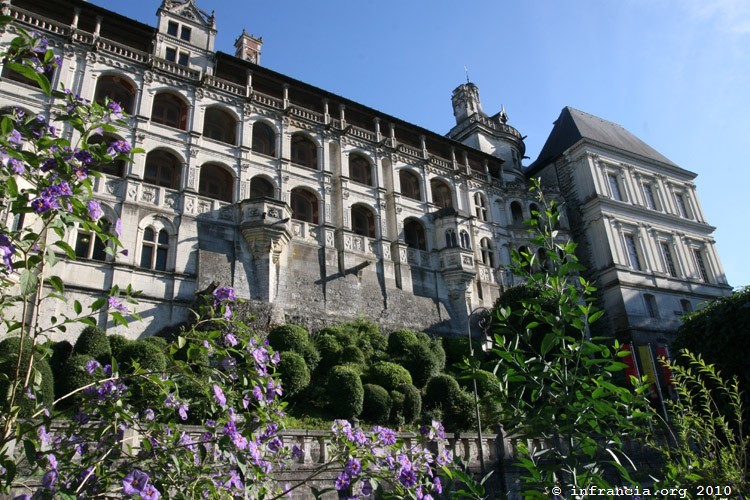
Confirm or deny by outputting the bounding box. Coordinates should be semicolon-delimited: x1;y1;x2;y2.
203;105;238;145
349;152;374;186
399;168;422;201
290;187;319;224
151;91;189;130
290;132;318;170
249;175;276;199
430;178;453;209
199;162;235;202
144;148;183;189
403;217;426;250
351;203;376;238
251;120;277;157
94;72;137;114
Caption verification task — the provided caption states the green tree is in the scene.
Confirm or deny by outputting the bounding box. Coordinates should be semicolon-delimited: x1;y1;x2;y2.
474;179;653;496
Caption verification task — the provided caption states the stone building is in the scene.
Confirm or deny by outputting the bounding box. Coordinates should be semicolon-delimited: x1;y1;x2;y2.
0;0;731;343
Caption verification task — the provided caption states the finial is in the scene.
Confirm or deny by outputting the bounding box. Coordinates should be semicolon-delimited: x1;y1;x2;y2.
499;104;509;124
464;65;470;83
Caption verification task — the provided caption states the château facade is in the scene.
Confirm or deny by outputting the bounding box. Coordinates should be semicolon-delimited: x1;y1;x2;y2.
0;0;731;344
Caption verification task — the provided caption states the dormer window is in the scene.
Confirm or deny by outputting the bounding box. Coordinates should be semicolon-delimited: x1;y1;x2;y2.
180;26;192;42
167;21;179;37
165;48;177;62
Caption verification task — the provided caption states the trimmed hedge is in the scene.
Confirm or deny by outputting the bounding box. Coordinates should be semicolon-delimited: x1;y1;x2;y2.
402;343;440;388
396;383;421;424
0;337;54;416
362;383;391;424
387;330;419;358
340;345;365;366
277;351;311;397
118;340;168;372
326;365;363;419
107;335;130;360
142;336;168;350
366;361;412;392
442;389;477;431
73;326;111;363
423;374;462;411
268;324;320;372
314;333;342;372
57;354;98;407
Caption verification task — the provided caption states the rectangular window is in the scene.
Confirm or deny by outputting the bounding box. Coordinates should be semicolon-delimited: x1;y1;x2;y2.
693;249;710;282
608;174;622;201
177;52;189;66
680;299;693;314
180;26;192;41
642;183;657;210
644;294;659;318
660;242;678;277
675;193;691;219
167;21;179;36
165;47;177;62
624;234;641;271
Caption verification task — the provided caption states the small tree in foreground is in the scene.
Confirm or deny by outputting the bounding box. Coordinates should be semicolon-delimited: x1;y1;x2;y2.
472;179;653;496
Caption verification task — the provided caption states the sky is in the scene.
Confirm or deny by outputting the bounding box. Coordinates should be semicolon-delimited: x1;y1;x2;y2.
90;0;750;289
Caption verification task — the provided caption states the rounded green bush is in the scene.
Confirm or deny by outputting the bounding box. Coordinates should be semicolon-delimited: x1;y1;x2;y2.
340;345;365;366
268;324;320;372
430;339;446;372
73;326;111;363
396;383;421;424
362;383;392;424
366;361;412;391
143;336;168;350
442;389;477;431
389;390;405;427
326;365;363;419
278;351;311;397
0;337;55;416
118;340;168;372
57;354;98;407
423;374;462;411
107;334;131;360
402;343;440;388
48;339;73;377
314;333;342;372
387;330;419;358
442;336;485;366
176;375;214;424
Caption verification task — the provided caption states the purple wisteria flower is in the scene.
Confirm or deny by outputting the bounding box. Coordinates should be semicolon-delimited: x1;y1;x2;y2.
0;234;15;270
107;139;131;156
85;359;101;375
213;384;227;406
122;469;149;495
87;200;103;221
108;296;129;314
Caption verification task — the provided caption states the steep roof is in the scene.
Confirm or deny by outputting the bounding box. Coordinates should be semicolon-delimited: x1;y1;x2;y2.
527;107;679;176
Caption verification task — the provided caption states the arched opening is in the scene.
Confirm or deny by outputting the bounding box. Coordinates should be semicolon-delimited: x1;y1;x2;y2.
349;154;373;186
445;229;458;248
399;170;421;201
250;176;274;199
511;201;524;226
403;218;426;250
430;179;453;209
75;219;111;261
144;150;181;189
203;107;236;145
290;188;319;224
290;134;318;170
199;163;233;202
351;204;376;238
459;230;471;249
94;74;136;114
151;92;188;130
252;122;276;157
480;238;494;267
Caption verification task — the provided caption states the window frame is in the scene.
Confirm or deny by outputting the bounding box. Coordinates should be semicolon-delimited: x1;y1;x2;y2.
659;240;679;277
623;233;642;271
139;226;170;271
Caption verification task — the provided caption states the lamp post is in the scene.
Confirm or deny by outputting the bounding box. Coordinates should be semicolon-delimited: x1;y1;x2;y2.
467;306;490;473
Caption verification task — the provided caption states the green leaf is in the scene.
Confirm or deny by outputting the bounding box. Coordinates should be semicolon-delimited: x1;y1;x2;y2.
73;300;82;315
19;269;38;296
177;336;186;349
54;240;77;259
5;61;51;95
48;275;64;294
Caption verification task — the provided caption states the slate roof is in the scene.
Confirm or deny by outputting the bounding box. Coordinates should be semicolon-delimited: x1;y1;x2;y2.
526;107;679;176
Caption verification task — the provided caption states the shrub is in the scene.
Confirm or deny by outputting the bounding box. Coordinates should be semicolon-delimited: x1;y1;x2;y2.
442;336;484;366
73;326;111;363
118;340;168;372
396;383;421;424
423;374;461;411
107;334;131;360
277;351;311;398
57;354;98;407
0;337;55;416
340;345;365;366
442;389;477;432
430;339;446;372
402;343;440;388
389;390;405;427
268;324;320;372
143;336;168;350
326;365;363;419
366;361;412;391
314;333;342;372
387;330;419;358
362;384;392;424
48;340;73;377
176;375;214;424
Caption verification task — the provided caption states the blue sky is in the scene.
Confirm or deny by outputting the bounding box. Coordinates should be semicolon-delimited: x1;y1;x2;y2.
91;0;750;289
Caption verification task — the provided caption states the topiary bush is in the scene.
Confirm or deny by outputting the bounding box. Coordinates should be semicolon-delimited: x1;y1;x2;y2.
430;338;446;372
118;340;168;373
142;336;168;350
389;390;405;427
48;340;73;399
362;383;392;424
396;383;421;425
277;351;311;398
387;330;419;358
313;333;342;373
402;342;440;388
107;334;130;360
326;365;363;419
0;337;55;416
366;361;412;392
57;354;98;407
340;345;365;366
423;374;462;411
73;326;111;364
268;324;320;372
442;336;485;367
442;389;477;432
